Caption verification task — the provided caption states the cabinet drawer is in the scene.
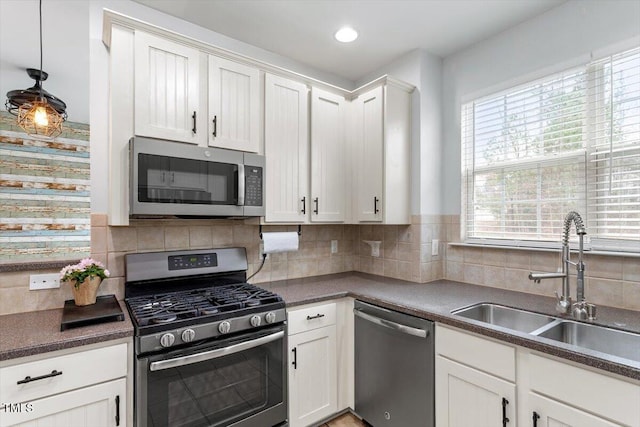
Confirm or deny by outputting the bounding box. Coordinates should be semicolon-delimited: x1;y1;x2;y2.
288;302;336;335
436;325;515;382
0;343;127;404
529;353;640;426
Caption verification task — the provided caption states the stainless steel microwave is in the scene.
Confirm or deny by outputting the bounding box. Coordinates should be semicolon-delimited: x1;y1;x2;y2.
129;137;264;218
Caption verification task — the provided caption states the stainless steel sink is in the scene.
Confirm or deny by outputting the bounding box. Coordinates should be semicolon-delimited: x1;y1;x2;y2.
452;303;556;333
536;320;640;363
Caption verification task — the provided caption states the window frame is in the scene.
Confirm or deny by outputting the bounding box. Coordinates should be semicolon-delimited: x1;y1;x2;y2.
461;46;640;253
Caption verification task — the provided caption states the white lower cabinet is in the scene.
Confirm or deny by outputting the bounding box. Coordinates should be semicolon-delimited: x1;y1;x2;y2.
523;352;640;427
528;393;621;427
436;325;516;427
436;324;640;427
3;379;126;427
0;341;130;427
288;325;337;427
287;299;354;427
436;357;515;427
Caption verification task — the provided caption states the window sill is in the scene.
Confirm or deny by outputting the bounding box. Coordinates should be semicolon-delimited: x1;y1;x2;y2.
448;242;640;258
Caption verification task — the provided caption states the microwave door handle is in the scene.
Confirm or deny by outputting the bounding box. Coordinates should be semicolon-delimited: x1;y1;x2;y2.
149;330;284;371
237;164;245;206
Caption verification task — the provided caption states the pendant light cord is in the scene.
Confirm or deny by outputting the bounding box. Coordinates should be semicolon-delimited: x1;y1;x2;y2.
39;0;43;74
39;0;43;97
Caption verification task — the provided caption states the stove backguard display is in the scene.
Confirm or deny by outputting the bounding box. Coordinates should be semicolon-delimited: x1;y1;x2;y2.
168;253;218;270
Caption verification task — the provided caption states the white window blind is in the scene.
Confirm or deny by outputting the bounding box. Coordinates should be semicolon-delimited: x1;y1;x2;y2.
588;48;640;251
462;46;640;251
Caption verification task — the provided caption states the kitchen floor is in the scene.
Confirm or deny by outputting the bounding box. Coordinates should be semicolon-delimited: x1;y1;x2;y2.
321;413;367;427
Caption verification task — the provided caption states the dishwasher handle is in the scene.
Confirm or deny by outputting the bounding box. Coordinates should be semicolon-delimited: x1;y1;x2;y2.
354;308;428;338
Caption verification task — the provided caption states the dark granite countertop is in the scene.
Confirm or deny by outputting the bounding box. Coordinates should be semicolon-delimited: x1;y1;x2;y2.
262;272;640;380
0;300;133;362
1;272;637;381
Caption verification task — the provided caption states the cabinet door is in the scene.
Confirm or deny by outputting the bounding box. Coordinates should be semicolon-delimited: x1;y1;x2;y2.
310;88;346;222
435;356;515;427
1;378;125;427
264;74;309;222
134;31;201;144
529;393;621;427
288;325;338;427
208;56;260;152
354;86;383;222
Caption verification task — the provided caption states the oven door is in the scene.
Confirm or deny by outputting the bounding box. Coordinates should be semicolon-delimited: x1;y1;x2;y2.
136;325;287;427
130;136;245;217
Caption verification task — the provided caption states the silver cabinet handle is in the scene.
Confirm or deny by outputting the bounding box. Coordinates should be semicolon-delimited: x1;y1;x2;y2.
149;330;284;371
354;308;428;338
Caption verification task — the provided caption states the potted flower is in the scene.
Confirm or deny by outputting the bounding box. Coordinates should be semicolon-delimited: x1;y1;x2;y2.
60;258;110;306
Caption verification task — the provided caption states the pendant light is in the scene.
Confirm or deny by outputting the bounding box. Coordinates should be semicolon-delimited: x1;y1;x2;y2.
5;0;67;138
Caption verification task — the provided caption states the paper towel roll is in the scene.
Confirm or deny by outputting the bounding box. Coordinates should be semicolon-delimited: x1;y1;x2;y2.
262;231;299;254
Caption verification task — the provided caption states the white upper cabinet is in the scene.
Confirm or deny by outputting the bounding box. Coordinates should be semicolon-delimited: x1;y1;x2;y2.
353;86;384;222
264;74;309;223
208;56;260;152
310;87;347;223
134;31;201;144
351;82;411;224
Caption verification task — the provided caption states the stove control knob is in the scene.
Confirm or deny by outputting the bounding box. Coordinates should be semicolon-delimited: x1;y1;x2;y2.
181;329;196;343
250;315;262;327
218;321;231;334
160;333;175;348
265;312;277;324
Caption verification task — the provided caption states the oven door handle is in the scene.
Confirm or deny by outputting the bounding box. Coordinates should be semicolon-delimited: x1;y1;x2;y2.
149;330;284;372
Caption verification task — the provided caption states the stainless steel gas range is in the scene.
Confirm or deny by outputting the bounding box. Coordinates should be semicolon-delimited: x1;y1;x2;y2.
124;248;288;427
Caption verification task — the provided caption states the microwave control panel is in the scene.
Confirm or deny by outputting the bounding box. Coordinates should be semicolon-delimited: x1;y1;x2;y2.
245;167;263;207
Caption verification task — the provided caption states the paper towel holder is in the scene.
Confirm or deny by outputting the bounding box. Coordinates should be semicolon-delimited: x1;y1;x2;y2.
259;224;302;239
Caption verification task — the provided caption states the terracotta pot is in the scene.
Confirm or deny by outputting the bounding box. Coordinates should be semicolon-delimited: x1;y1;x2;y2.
69;276;102;306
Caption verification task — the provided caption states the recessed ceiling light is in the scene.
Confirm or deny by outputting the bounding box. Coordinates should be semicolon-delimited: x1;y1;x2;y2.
334;26;358;43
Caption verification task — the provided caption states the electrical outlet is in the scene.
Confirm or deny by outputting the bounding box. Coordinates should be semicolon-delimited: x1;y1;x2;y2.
259;243;269;260
29;273;60;290
371;244;380;257
432;239;439;257
331;240;338;254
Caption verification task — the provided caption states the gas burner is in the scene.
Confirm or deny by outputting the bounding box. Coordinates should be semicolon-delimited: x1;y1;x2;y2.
141;300;174;310
245;299;260;307
199;307;219;315
151;315;178;324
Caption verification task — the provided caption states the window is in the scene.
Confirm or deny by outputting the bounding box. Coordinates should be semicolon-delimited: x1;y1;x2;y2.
462;47;640;251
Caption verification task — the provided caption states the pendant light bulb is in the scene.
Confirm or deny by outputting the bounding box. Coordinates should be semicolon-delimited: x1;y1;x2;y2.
34;105;49;126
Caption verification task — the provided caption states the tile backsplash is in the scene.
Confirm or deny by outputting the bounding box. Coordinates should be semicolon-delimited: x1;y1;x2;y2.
1;213;638;315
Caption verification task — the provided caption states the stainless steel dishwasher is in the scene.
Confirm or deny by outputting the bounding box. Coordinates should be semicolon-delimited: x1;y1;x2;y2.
354;300;435;427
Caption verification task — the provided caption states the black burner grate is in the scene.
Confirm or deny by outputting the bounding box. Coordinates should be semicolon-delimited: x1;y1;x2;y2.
126;282;282;327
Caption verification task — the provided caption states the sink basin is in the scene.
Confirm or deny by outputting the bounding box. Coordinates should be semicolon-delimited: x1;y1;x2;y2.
452;303;556;333
537;321;640;363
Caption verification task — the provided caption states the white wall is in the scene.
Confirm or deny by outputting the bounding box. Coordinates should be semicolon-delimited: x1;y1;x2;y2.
0;0;89;124
441;0;640;215
356;49;444;216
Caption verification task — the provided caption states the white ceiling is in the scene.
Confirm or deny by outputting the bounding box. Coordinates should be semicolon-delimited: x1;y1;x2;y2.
133;0;567;82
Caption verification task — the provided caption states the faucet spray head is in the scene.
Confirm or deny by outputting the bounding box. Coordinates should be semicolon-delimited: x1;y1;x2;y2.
562;211;587;244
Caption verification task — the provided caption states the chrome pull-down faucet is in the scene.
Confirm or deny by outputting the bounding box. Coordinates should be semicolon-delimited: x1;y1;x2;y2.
528;211;595;320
